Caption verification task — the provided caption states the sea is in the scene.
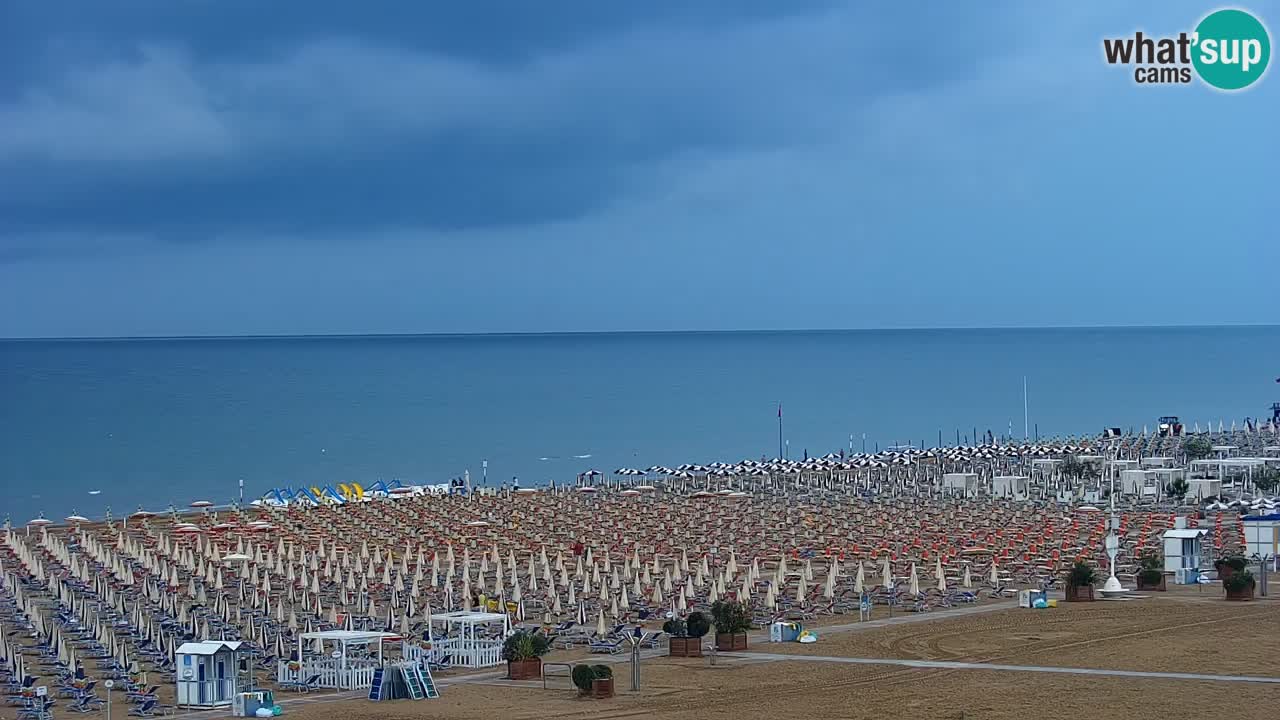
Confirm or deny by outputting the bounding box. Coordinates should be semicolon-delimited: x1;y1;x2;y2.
2;326;1277;523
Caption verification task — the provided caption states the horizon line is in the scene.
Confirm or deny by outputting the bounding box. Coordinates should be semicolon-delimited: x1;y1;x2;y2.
2;322;1278;342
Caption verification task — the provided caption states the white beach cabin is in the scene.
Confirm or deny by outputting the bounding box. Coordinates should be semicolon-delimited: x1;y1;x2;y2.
278;630;398;690
942;473;978;498
175;640;245;708
428;611;512;668
1243;513;1280;560
991;475;1029;501
1162;519;1208;584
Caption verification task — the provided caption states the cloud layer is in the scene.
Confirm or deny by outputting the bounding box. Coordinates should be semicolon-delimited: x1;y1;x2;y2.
1;1;1277;336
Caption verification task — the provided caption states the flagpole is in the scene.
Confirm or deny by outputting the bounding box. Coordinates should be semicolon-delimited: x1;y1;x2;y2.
777;403;783;459
1023;376;1029;440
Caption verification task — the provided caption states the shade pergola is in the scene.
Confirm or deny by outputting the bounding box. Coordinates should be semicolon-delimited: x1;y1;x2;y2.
283;630;398;690
428;611;512;668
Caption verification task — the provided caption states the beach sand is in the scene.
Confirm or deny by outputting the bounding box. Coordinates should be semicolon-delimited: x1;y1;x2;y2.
265;592;1280;720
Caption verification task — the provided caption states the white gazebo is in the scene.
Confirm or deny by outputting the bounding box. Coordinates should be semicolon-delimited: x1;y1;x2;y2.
278;630;398;690
428;611;512;668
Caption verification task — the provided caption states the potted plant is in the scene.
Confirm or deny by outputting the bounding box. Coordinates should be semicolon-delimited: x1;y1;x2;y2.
1224;570;1256;601
590;664;614;698
1136;552;1166;591
1065;561;1096;602
502;630;552;680
1214;555;1246;582
664;612;710;657
711;600;751;651
571;664;614;698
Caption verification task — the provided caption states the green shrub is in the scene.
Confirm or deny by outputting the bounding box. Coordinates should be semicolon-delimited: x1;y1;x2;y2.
501;630;551;662
571;664;596;692
1138;552;1161;571
685;611;711;638
710;600;752;635
662;618;686;637
1215;555;1247;572
1255;469;1279;494
1067;561;1096;588
1223;570;1255;593
590;664;612;680
1183;436;1213;460
1166;477;1189;500
1138;568;1163;585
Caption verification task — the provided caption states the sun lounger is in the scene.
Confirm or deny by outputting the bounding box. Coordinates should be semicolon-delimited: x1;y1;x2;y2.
588;637;624;654
278;673;321;693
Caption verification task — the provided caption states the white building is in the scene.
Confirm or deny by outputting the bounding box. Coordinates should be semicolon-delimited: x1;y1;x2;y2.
175;641;246;708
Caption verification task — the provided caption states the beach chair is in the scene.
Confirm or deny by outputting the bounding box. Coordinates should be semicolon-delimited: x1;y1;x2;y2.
638;631;664;649
278;673;320;693
588;636;624;655
128;698;175;717
16;698;55;720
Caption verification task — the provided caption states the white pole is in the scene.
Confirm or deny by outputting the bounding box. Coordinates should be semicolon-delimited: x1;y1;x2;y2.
1023;376;1029;440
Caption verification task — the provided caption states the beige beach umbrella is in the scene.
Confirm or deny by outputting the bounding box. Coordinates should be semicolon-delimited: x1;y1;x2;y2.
568;584;577;606
595;608;607;637
908;563;920;596
854;561;865;594
619;585;630;609
963;565;973;589
822;570;836;599
632;575;642;598
650;584;662;606
677;587;687;611
552;592;563;615
989;561;999;587
935;557;947;592
881;557;892;589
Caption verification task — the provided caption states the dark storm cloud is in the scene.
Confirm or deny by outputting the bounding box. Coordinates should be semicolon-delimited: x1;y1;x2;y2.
0;1;995;243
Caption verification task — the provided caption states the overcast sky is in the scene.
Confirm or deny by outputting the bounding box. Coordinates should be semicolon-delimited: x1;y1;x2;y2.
1;1;1276;338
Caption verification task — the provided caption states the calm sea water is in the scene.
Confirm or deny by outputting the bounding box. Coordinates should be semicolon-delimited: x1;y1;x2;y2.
2;327;1277;522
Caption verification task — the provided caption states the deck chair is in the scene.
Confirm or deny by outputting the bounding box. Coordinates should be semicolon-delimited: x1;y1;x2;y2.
278;673;320;693
588;637;624;655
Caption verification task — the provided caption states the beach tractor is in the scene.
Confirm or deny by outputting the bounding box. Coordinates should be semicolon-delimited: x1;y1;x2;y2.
1157;416;1184;437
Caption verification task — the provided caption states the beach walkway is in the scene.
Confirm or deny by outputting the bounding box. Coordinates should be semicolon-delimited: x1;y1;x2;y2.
718;652;1280;685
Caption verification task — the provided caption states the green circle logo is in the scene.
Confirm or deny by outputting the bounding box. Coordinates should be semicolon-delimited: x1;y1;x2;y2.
1193;9;1271;90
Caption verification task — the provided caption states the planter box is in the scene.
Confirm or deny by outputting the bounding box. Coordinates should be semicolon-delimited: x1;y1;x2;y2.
668;637;703;657
1065;584;1094;602
1225;584;1255;601
1136;574;1167;592
507;658;542;680
591;678;614;699
715;632;748;652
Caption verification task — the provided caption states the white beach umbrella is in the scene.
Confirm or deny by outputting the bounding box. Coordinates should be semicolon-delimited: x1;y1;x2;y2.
853;561;865;594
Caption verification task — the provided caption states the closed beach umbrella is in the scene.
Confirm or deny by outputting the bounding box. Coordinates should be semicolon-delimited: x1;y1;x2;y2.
854;561;865;594
962;565;973;589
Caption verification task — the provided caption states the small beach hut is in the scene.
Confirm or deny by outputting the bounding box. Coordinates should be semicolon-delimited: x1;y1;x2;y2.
281;630;398;690
175;640;246;708
1162;519;1208;583
1243;513;1280;560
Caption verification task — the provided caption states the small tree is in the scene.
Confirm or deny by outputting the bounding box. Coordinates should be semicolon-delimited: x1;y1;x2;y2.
1060;456;1087;482
571;664;596;692
501;630;551;662
685;611;711;639
710;600;752;635
1067;561;1096;588
1138;551;1163;586
1183;436;1213;460
1254;468;1279;495
1166;476;1189;501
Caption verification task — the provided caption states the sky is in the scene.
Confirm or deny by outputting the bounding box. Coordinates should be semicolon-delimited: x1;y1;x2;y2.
1;1;1277;338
